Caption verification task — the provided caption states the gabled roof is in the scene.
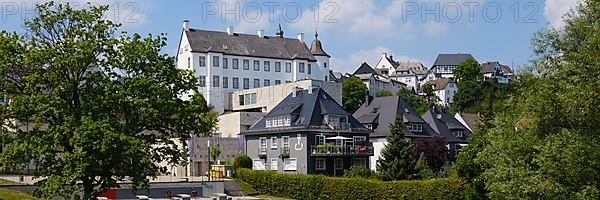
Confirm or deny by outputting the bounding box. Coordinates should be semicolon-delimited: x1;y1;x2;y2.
353;62;376;75
244;88;369;134
481;61;514;75
353;96;436;138
457;112;482;131
433;54;476;66
397;62;426;71
423;78;453;91
421;108;471;143
185;28;317;61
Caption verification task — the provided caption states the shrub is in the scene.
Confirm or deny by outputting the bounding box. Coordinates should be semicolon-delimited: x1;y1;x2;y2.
237;168;465;200
343;166;374;179
232;154;252;172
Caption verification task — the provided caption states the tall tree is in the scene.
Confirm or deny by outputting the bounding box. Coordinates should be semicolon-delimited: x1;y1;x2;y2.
459;0;600;199
452;59;483;113
0;2;217;199
342;77;367;113
377;117;416;181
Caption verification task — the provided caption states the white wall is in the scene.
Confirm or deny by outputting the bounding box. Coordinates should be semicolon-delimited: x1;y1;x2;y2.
370;137;387;171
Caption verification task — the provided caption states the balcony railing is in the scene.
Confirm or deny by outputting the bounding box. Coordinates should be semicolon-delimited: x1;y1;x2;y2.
258;147;267;158
310;144;374;157
280;146;290;158
327;122;350;130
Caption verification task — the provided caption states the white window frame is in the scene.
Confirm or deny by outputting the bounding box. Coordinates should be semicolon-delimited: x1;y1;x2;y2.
270;158;278;171
353;136;367;144
315;158;326;170
335;158;343;170
284;158;297;171
253;159;265;170
315;135;325;145
282;136;290;147
259;137;267;152
271;137;278;149
266;119;272;128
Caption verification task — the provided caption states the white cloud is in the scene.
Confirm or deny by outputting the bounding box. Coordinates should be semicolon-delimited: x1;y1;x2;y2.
544;0;580;29
331;46;422;74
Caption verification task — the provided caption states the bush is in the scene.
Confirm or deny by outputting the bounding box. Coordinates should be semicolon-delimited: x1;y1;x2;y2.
237;168;465;200
343;166;374;179
232;154;252;172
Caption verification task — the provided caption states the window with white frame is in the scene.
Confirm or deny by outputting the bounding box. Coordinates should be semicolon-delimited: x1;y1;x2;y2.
299;63;305;73
454;130;464;137
315;135;325;145
285;63;292;73
213;56;219;67
232;58;239;69
271;137;278;149
259;137;267;152
243;59;249;70
253;60;260;71
264;61;270;71
353;136;366;144
409;123;423;132
199;56;206;67
315;158;326;170
335;158;343;170
275;62;281;72
282;136;290;147
271;158;278;171
284;158;297;171
223;57;228;69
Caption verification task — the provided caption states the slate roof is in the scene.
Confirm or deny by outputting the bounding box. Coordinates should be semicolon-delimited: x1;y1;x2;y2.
185;29;317;61
421;108;471;143
353;96;436;138
353;62;376;75
397;62;426;71
243;88;369;135
433;54;476;66
423;78;453;91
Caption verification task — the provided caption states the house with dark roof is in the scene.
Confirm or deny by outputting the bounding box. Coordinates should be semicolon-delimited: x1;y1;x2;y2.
241;88;372;176
481;61;514;84
353;96;439;171
351;62;406;96
421;108;471;162
422;78;457;108
430;53;477;79
176;20;332;113
454;112;483;132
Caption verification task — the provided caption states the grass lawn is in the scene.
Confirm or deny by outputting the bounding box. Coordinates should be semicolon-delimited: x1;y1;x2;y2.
0;188;37;200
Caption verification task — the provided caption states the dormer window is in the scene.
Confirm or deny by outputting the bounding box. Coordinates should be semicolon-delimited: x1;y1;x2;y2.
266;115;291;128
454;130;464;137
408;123;422;133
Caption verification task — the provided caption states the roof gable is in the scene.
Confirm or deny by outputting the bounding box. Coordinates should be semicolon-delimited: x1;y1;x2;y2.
433;54;476;67
353;62;376;75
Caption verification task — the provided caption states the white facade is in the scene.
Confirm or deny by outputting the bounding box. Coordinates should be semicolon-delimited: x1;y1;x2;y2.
433;82;457;107
370;137;387;171
356;74;406;97
176;25;331;114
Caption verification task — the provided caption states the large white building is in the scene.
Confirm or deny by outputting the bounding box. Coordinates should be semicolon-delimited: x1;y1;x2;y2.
352;62;407;96
373;53;427;92
176;21;332;113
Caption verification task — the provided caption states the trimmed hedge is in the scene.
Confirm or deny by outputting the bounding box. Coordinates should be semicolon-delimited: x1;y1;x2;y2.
237;168;465;200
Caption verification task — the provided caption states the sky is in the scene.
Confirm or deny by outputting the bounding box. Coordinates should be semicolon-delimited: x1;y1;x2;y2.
0;0;580;73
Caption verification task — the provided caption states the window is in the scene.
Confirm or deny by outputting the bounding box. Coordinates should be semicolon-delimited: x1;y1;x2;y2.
454;130;464;137
243;59;250;70
223;58;228;69
366;124;373;130
275;80;281;85
335;158;343;170
222;77;228;88
199;56;206;67
282;136;290;147
187;57;190;68
243;78;250;89
353;136;366;144
324;63;327;68
409;123;423;132
285;80;291;83
252;159;266;170
285;63;292;73
266;119;272;127
264;61;270;71
352;158;366;167
239;93;257;106
308;64;312;74
275;62;281;72
213;56;219;67
264;79;270;87
232;58;239;69
315;158;326;170
271;137;278;149
315;135;325;145
271;158;278;171
283;158;297;171
212;75;220;87
233;77;239;89
199;75;206;87
253;79;260;88
299;63;305;73
259;137;267;152
253;60;260;71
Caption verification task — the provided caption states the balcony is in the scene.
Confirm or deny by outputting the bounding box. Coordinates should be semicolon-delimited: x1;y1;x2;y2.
310;144;374;157
280;146;290;158
258;147;267;158
326;122;350;130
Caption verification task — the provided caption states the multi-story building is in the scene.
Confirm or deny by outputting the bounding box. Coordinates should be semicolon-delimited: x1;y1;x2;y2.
481;61;514;84
352;62;406;96
428;53;477;79
353;96;437;171
422;78;457;108
422;108;470;162
374;53;427;92
241;88;372;176
176;20;331;113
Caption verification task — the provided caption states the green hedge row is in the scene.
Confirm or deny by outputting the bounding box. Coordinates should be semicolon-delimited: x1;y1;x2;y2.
236;168;465;200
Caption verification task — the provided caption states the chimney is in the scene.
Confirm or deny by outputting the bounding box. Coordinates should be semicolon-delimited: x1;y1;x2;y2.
382;53;388;58
183;20;189;31
364;92;372;106
389;54;393;62
257;29;264;38
227;26;234;36
297;33;304;43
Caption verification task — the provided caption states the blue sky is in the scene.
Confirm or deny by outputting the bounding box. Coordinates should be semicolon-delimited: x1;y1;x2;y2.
0;0;579;73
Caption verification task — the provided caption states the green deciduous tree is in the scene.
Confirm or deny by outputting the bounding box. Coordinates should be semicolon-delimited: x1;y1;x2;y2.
452;59;483;113
0;2;217;199
397;88;429;115
342;77;367;113
377;117;416;181
376;90;393;97
232;154;252;172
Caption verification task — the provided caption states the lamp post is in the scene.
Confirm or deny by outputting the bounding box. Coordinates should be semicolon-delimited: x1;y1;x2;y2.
207;139;210;182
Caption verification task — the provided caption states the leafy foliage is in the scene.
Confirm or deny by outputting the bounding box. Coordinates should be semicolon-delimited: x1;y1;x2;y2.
210;145;222;162
375;90;393;97
232;154;252;172
0;2;217;199
343;166;375;179
412;137;448;171
342;77;367;113
452;59;483;113
236;168;465;200
397;88;430;115
377;118;417;181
